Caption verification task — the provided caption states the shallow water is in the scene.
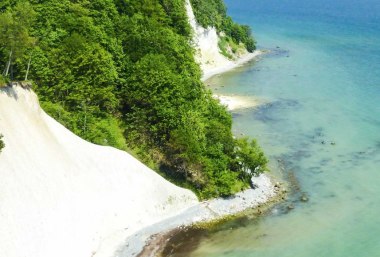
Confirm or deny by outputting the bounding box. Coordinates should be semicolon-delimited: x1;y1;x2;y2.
169;0;380;256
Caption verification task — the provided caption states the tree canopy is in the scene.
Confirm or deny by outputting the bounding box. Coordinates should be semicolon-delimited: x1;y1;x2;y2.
0;0;265;199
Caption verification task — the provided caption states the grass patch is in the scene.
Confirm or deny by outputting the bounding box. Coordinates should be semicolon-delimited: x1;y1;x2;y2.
0;75;9;87
218;36;247;60
218;36;234;59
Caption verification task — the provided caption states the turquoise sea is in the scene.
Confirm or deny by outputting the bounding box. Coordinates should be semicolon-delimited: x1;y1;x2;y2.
169;0;380;256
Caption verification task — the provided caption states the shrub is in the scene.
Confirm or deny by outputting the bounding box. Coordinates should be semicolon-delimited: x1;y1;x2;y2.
0;75;8;87
0;134;5;153
190;0;256;52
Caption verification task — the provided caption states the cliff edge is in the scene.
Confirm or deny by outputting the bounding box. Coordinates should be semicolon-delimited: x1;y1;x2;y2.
0;85;198;257
185;0;260;80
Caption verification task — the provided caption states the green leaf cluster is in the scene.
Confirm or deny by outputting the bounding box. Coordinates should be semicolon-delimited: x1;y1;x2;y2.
190;0;256;52
0;0;266;199
0;1;36;79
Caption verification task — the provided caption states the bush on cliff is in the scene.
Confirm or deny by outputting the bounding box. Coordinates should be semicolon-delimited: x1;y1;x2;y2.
190;0;256;52
0;134;4;153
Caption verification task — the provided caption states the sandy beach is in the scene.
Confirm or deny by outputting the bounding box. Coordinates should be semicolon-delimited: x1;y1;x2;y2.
214;94;268;111
201;50;263;81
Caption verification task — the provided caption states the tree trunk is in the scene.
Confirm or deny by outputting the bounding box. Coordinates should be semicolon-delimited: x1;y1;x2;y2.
25;56;32;81
4;50;12;77
83;103;87;136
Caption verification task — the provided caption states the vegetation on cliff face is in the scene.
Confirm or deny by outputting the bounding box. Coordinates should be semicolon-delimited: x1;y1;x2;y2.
0;134;4;153
0;0;265;198
189;0;256;52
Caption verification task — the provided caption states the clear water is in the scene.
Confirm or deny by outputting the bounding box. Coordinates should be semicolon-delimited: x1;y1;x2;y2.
170;0;380;256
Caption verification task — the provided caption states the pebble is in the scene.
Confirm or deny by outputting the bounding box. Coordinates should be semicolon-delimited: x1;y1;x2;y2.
300;193;309;202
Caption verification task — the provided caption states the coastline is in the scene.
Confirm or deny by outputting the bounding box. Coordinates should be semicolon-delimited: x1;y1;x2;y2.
119;174;285;257
125;49;278;257
203;50;267;111
214;94;268;111
201;50;263;81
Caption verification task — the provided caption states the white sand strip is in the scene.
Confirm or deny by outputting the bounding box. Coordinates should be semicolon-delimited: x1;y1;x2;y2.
202;51;263;81
214;94;268;111
119;174;281;257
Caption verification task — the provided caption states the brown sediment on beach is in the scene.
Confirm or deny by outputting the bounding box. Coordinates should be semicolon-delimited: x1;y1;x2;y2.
137;178;288;257
136;228;183;257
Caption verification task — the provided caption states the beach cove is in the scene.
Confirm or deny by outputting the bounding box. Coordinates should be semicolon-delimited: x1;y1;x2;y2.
1;0;379;256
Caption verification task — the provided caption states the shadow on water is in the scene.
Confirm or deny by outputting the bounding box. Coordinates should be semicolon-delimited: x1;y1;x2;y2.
337;142;380;169
253;98;300;123
265;47;291;58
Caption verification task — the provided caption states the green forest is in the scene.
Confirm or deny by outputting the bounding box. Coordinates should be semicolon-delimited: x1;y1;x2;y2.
0;0;266;199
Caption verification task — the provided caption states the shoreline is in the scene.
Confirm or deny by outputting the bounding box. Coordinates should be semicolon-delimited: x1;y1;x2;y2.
201;50;263;81
213;94;268;111
119;174;286;257
204;50;268;111
123;49;277;257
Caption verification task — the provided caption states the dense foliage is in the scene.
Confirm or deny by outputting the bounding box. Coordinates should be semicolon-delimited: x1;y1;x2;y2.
0;0;266;198
190;0;256;52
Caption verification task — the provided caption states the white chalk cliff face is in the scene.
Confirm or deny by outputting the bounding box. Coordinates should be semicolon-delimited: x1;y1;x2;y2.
185;0;233;73
185;0;254;81
0;85;198;257
0;3;259;257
